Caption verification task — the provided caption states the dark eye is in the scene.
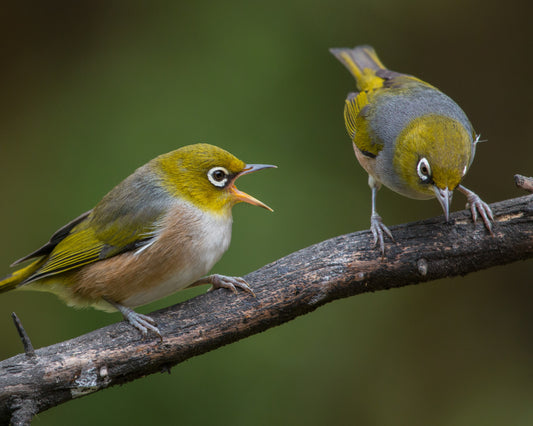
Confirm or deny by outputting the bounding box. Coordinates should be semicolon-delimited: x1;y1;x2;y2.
213;170;225;181
417;157;432;182
207;166;229;187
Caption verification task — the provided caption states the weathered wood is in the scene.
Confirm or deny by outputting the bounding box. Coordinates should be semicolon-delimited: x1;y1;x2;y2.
1;194;532;424
515;174;533;193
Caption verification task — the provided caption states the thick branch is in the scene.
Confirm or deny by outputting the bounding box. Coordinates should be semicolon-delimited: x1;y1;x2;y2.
1;194;532;423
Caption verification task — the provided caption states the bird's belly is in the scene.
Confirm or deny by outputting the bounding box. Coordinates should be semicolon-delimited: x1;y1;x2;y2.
63;205;233;310
119;250;217;307
120;212;233;307
353;142;377;178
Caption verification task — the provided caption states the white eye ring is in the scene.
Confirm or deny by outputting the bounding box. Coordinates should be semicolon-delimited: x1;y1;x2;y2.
417;157;431;182
207;166;229;188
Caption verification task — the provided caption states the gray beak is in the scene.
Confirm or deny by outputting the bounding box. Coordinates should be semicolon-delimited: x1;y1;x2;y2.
239;163;277;176
433;186;452;221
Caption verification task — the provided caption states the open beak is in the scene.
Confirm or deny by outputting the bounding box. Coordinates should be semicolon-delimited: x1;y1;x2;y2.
433;185;453;221
230;164;276;211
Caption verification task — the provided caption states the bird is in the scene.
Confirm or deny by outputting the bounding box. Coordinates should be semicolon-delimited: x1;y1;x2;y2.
330;45;493;254
0;143;275;337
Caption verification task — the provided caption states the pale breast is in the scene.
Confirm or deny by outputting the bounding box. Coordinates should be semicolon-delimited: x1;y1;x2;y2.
69;200;233;308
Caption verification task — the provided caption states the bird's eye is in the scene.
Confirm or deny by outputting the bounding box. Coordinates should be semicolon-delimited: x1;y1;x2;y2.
207;166;229;188
417;157;432;182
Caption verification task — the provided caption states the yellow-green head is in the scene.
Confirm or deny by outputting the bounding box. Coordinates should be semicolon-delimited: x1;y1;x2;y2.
152;143;275;215
393;114;473;218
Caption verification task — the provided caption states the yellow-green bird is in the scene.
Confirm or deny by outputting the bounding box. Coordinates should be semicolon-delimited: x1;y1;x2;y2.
0;144;275;337
330;45;493;254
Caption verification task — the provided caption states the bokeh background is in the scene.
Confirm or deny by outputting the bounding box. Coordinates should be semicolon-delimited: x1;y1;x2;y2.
0;1;531;425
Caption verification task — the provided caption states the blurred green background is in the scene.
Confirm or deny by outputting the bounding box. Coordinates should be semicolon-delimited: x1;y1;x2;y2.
0;1;531;425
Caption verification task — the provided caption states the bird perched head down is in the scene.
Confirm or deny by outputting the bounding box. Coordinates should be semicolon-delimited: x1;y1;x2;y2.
330;45;493;254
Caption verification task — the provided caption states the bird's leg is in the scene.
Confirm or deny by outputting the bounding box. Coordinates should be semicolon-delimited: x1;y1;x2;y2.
457;185;494;234
369;175;393;255
188;274;255;297
105;298;162;339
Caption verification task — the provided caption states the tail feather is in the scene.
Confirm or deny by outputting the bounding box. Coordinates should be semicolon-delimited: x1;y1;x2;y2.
0;274;19;293
330;45;387;91
0;259;45;294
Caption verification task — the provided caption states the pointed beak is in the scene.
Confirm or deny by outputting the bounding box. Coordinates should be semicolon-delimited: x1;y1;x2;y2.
433;185;453;221
230;164;276;211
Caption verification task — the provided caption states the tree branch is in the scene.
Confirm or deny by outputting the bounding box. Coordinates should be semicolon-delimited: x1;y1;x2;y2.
515;174;533;193
1;194;532;424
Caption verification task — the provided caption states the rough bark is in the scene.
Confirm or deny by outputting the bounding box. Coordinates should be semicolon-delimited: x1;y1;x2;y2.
1;194;532;425
515;174;533;193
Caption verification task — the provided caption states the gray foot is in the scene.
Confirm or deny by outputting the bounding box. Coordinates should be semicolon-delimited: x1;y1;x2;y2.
106;298;162;338
458;185;494;234
204;274;255;297
371;212;393;255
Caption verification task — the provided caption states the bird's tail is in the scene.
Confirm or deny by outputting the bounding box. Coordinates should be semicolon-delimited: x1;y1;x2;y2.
0;260;43;294
329;45;387;91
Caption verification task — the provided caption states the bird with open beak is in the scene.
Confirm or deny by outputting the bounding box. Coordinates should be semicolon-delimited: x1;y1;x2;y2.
0;143;275;337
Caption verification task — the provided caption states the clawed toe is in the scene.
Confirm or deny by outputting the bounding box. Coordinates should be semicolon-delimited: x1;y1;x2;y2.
469;200;494;234
207;274;256;297
106;298;162;339
126;312;161;338
459;185;494;234
370;213;393;255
